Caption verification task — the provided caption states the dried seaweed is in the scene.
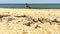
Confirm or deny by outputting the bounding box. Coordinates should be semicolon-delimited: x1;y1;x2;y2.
38;18;44;24
32;19;38;22
35;25;41;28
0;15;3;18
15;15;27;18
52;19;60;23
1;15;60;25
8;18;15;21
23;22;32;26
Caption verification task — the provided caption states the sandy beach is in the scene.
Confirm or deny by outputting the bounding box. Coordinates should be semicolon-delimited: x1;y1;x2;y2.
0;8;60;34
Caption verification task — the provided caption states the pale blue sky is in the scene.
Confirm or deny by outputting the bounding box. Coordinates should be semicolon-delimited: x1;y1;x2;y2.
0;0;60;4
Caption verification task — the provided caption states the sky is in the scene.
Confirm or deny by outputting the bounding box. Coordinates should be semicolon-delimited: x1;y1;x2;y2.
0;0;60;4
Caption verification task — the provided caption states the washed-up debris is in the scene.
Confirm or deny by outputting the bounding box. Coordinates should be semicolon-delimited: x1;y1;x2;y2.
0;15;60;27
0;15;10;18
52;19;60;23
35;25;41;28
15;15;27;17
23;22;32;26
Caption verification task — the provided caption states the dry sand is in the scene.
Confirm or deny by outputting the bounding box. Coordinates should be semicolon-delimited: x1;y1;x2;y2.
0;8;60;34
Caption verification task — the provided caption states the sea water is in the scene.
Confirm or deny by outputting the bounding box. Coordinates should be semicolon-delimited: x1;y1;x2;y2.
0;4;60;9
